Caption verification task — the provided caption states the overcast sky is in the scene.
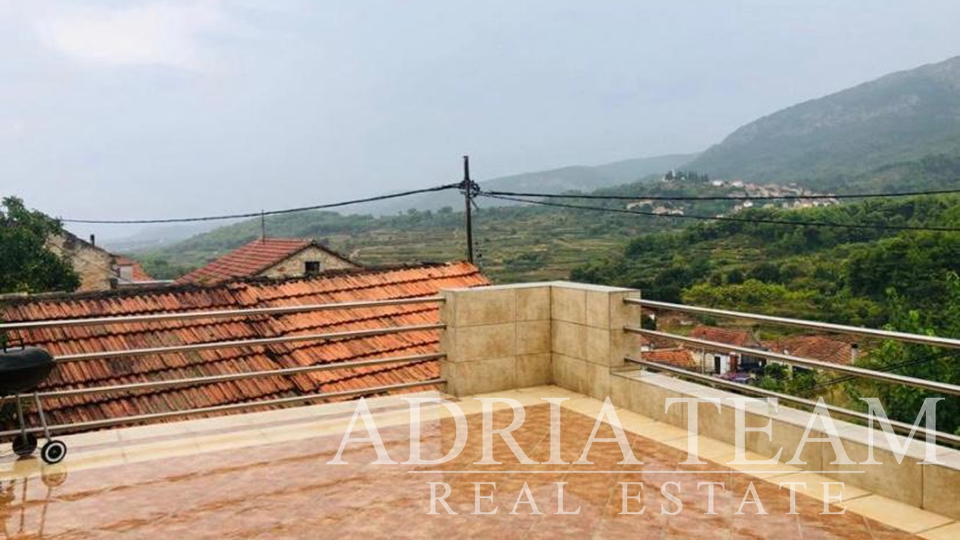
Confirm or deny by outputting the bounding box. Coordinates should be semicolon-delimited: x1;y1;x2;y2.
2;0;959;240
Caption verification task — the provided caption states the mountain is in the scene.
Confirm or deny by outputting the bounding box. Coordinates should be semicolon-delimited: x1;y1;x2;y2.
101;222;226;252
369;153;699;214
688;55;960;186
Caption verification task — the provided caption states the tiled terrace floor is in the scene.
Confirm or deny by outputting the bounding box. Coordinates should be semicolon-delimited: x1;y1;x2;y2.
0;387;956;539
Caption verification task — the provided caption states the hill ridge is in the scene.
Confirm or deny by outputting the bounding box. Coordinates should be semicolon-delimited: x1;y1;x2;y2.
688;55;960;184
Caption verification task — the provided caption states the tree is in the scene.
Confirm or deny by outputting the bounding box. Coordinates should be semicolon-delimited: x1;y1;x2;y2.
748;262;782;283
725;268;745;285
0;197;80;294
843;275;960;434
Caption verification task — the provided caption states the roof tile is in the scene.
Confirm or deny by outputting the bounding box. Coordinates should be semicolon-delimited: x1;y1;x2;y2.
690;326;758;348
641;348;697;369
762;335;855;365
1;262;488;430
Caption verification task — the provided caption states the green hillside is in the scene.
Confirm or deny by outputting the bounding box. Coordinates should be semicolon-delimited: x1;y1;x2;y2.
688;55;960;186
134;174;760;282
571;194;960;326
138;151;960;286
569;193;960;433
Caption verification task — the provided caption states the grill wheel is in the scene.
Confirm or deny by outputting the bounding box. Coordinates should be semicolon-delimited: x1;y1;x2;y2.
12;433;38;457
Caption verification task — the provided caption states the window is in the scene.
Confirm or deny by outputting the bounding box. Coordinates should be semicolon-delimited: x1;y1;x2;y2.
116;265;134;280
740;355;766;372
304;261;321;275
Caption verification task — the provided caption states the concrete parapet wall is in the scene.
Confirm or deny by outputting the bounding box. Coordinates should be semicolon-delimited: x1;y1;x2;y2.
440;281;640;397
610;370;960;520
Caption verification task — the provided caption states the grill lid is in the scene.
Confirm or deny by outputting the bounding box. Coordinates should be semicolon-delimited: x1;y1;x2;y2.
0;347;55;394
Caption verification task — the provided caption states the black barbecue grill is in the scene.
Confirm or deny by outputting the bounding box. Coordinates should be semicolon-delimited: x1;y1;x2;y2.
0;345;67;464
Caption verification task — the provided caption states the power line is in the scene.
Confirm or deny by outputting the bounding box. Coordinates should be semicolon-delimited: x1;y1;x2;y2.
60;183;461;225
485;187;960;202
479;193;960;233
798;351;959;395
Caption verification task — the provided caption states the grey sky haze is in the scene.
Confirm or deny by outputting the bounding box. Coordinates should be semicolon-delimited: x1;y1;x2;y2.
1;0;959;240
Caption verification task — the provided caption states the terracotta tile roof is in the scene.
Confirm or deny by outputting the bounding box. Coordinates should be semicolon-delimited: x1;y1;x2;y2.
641;348;697;369
176;238;358;285
0;262;488;430
690;326;758;348
762;335;854;365
637;333;681;349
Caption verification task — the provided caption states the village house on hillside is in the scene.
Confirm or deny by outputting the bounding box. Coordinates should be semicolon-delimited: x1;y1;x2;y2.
642;325;859;377
762;334;858;365
688;325;767;375
0;261;487;429
45;232;160;292
176;237;360;285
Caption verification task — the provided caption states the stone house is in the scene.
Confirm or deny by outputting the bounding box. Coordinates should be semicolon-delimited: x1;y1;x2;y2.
688;325;765;375
46;232;156;292
175;238;361;285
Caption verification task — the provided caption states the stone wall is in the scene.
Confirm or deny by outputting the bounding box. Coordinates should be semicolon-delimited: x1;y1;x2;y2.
258;246;358;279
46;234;115;292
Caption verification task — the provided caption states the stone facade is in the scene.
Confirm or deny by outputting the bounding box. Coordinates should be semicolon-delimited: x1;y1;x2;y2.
46;233;116;292
258;246;357;279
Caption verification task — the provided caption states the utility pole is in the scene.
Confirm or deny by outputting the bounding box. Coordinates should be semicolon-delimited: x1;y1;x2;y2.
260;210;266;241
461;155;476;264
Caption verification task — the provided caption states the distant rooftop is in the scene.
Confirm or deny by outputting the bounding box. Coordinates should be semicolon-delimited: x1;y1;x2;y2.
763;335;856;365
641;348;697;369
176;237;360;285
690;325;757;348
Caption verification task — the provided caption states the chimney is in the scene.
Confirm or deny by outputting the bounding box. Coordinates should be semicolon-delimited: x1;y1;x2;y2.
89;234;96;246
850;343;859;364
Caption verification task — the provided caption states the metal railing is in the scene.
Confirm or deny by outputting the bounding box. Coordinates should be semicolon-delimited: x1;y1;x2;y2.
625;355;960;446
626;328;960;397
39;353;445;399
55;324;445;363
0;296;445;331
0;379;444;438
627;298;960;349
1;296;448;438
623;297;960;445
